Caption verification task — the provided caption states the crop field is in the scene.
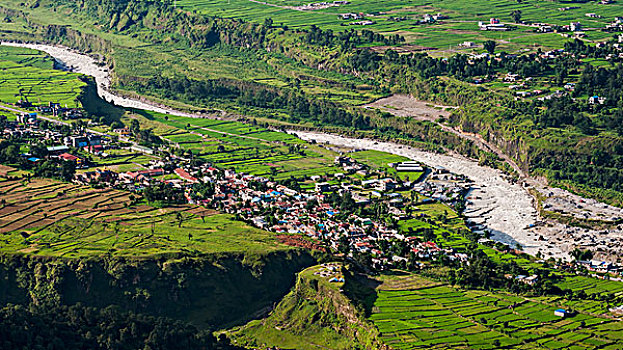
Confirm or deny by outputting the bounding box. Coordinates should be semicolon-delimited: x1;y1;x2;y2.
128;110;342;179
369;273;623;350
0;45;85;107
0;178;289;258
85;148;159;173
178;0;623;51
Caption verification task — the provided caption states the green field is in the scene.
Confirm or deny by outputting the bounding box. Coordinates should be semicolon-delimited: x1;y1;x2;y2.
125;109;344;178
0;178;289;258
178;0;623;51
369;273;623;350
0;45;85;107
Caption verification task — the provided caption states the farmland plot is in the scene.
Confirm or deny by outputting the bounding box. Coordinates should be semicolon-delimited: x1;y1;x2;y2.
370;273;623;349
0;178;288;258
0;46;85;106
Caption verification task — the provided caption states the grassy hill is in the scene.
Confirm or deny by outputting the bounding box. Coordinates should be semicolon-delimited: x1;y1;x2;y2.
178;0;623;51
229;263;384;350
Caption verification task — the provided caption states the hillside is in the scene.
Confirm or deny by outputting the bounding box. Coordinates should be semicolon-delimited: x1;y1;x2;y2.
3;0;623;207
229;263;385;350
0;177;318;329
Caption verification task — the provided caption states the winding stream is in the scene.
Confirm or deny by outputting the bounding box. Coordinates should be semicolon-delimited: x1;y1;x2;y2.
1;41;566;259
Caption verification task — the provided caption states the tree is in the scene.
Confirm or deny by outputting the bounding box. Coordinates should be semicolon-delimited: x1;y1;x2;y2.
510;10;522;23
129;119;140;134
176;212;183;228
60;161;76;181
483;40;496;54
30;143;48;159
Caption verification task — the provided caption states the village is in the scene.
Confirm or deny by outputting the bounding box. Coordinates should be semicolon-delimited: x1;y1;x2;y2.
2;104;623;281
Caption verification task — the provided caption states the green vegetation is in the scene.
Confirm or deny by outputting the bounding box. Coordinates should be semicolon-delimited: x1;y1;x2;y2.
230;263;383;350
0;303;234;350
0;178;290;258
369;273;623;350
0;45;85;107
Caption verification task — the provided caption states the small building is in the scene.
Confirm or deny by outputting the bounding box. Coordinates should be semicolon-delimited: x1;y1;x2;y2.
17;113;37;125
554;309;567;318
588;95;606;105
130;145;154;155
46;145;70;155
59;153;83;166
68;136;88;148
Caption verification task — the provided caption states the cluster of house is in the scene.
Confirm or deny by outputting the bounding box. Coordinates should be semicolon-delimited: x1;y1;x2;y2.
370;237;469;270
74;157;209;189
313;263;344;283
504;273;539;286
604;17;623;32
576;260;622;277
422;13;449;23
588;95;607;105
338;13;363;20
35;102;84;120
347;20;375;26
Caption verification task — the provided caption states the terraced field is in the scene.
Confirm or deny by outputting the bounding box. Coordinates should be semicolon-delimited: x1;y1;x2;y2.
178;0;623;50
0;178;287;258
129;109;342;178
370;274;623;349
0;45;85;106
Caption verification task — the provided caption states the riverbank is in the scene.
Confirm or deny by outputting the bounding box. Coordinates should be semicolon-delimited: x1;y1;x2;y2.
6;40;622;262
293;131;569;259
0;41;216;119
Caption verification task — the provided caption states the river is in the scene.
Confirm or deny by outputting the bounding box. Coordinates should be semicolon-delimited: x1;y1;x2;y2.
1;41;567;260
293;131;568;259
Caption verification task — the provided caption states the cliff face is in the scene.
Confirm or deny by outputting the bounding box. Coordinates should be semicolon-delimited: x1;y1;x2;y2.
0;250;316;329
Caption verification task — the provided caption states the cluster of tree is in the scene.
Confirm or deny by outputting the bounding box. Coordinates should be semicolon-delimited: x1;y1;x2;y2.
305;26;404;49
34;158;76;181
575;63;623;110
564;38;623;61
129;119;163;147
0;303;241;350
530;146;623;194
142;183;186;205
353;48;554;80
0;140;75;181
0;140;22;165
130;75;371;129
52;0;272;50
325;191;357;214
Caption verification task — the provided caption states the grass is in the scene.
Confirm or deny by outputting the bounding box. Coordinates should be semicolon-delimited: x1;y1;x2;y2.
0;45;85;107
0;177;290;258
369;272;623;350
178;0;623;52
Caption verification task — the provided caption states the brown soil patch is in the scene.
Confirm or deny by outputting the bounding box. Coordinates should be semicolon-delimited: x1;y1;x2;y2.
276;234;325;251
